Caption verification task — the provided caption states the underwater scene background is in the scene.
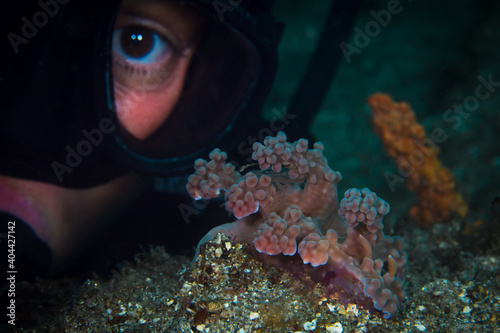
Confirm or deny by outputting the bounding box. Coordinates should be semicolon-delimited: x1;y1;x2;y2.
10;0;500;332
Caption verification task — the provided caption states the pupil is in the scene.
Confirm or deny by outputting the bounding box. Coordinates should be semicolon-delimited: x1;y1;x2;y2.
121;26;154;59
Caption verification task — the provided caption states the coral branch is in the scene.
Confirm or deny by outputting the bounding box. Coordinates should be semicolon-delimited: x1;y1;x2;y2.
368;93;468;227
186;149;240;200
225;173;277;219
339;188;389;242
186;131;408;319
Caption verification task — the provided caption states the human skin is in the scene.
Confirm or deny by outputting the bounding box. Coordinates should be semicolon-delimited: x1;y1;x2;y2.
0;0;205;272
0;174;151;270
113;0;205;140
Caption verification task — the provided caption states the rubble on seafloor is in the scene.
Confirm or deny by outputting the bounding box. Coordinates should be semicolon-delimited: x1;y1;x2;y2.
14;229;498;333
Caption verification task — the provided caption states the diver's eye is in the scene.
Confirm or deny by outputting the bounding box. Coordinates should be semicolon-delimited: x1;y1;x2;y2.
112;17;183;91
113;26;170;64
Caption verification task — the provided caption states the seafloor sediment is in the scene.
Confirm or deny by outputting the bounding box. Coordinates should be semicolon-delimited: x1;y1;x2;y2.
13;215;500;332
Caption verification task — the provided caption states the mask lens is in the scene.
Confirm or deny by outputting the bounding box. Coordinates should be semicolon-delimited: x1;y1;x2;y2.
110;0;260;160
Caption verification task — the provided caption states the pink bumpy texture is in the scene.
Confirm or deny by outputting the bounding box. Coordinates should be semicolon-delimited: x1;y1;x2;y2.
186;132;407;319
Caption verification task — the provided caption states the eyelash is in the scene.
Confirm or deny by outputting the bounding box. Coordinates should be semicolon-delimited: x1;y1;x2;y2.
114;56;163;79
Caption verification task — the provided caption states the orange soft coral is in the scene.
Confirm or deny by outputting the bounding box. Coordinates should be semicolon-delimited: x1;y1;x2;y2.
368;93;467;227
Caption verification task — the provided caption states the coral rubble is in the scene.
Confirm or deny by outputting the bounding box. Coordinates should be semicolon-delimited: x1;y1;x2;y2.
186;132;408;318
368;93;468;227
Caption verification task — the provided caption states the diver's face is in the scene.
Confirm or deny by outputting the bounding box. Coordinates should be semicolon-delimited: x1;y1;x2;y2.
113;0;205;140
0;0;205;271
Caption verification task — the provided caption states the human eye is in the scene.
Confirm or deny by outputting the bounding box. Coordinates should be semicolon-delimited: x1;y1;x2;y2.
112;16;180;90
114;25;169;66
